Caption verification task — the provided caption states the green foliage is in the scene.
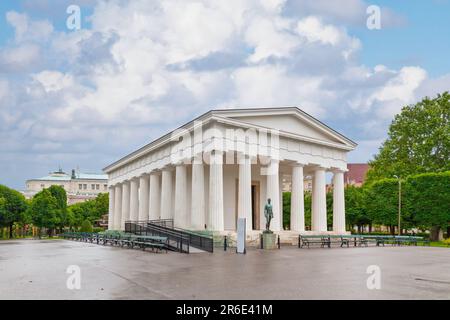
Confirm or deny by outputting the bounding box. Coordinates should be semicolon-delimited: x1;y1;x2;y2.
345;185;370;228
29;189;60;232
67;193;109;228
365;179;402;228
282;192;291;229
79;220;93;232
0;184;28;238
367;92;450;183
405;172;450;230
93;227;104;233
304;192;311;228
47;185;68;229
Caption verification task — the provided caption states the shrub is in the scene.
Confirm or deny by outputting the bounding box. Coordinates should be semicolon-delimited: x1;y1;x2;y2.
79;220;93;232
92;227;104;233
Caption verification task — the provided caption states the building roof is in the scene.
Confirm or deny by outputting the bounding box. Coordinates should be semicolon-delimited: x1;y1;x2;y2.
104;106;358;173
29;171;108;182
344;163;370;184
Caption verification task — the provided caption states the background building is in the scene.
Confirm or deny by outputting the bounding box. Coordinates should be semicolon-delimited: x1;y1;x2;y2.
24;168;108;205
344;163;370;186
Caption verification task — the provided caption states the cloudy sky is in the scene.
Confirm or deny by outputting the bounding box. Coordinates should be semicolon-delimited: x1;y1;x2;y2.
0;0;449;190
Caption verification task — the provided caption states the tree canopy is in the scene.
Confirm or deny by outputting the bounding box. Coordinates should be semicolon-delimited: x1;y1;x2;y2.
0;184;28;238
367;92;450;183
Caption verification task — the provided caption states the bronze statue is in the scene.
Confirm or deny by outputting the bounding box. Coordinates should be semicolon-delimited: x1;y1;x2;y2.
264;198;273;232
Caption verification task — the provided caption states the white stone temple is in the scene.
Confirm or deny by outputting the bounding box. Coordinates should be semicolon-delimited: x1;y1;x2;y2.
104;107;356;239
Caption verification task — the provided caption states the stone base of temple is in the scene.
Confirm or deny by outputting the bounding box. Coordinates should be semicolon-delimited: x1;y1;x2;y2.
214;229;352;246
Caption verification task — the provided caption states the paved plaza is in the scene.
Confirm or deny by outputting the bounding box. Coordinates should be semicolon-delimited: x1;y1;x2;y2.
0;239;449;299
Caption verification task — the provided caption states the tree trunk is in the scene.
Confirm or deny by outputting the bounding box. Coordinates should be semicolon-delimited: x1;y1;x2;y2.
9;223;14;239
446;226;450;239
430;226;443;241
369;224;372;233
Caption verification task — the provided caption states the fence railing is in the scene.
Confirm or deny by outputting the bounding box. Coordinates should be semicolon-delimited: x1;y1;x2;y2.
125;220;214;253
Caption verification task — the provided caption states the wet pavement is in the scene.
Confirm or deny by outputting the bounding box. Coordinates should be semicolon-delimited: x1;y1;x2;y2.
0;239;449;299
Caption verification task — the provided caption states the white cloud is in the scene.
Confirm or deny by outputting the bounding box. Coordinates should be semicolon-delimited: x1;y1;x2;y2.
33;71;74;93
0;80;9;101
0;44;40;71
297;16;341;45
0;0;445;189
6;11;53;43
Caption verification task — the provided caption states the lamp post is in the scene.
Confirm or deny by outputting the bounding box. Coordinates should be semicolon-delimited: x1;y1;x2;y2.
393;175;401;235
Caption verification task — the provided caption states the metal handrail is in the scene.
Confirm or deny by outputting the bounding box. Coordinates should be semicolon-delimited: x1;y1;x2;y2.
125;220;214;253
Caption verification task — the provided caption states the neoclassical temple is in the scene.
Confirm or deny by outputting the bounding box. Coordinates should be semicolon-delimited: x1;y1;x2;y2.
104;107;356;236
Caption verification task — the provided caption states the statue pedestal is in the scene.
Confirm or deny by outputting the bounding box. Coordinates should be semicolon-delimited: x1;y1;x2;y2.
262;232;277;250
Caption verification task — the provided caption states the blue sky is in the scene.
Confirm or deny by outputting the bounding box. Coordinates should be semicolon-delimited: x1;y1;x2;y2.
0;0;449;190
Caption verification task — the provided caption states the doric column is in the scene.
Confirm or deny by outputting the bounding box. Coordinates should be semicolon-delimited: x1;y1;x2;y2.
191;160;205;230
333;170;346;233
108;186;115;230
238;155;252;230
312;167;327;232
209;151;224;231
113;184;122;230
149;172;161;220
129;178;139;221
138;175;149;221
160;169;173;220
291;164;305;232
121;181;130;230
266;159;280;231
174;164;188;228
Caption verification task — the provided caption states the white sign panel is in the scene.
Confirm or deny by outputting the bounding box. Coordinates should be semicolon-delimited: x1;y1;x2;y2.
237;218;246;254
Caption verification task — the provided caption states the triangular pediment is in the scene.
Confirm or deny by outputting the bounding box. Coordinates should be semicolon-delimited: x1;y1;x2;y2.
212;107;356;148
229;114;342;143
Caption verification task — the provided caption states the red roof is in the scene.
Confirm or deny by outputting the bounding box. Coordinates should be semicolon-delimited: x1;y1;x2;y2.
344;163;370;184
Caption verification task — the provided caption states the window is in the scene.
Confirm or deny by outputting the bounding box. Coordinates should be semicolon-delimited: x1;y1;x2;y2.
60;185;65;189
104;185;107;190
79;184;82;190
40;184;45;189
96;184;99;190
83;184;87;190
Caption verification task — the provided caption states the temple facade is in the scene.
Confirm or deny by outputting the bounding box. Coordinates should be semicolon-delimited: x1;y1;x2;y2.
103;107;357;236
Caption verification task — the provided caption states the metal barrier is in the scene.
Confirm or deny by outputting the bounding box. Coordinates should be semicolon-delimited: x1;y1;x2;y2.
125;220;214;253
125;221;189;253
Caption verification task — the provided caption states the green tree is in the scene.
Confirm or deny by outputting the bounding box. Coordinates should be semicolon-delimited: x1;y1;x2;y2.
367;92;450;183
304;192;312;229
0;185;28;238
365;179;412;234
47;185;67;232
405;172;450;241
66;193;109;230
29;189;60;237
93;193;109;219
79;219;93;232
282;192;291;229
345;186;370;233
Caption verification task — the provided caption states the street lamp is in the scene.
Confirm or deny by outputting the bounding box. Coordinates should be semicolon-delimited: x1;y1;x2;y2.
393;175;401;236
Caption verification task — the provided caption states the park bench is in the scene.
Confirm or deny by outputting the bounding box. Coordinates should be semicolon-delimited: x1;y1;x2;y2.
393;235;428;246
362;235;391;246
341;235;369;247
298;235;330;248
131;235;168;252
329;235;347;247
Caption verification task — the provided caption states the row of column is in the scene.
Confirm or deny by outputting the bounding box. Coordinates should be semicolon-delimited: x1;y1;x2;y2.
108;151;225;231
289;165;346;233
107;156;346;233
